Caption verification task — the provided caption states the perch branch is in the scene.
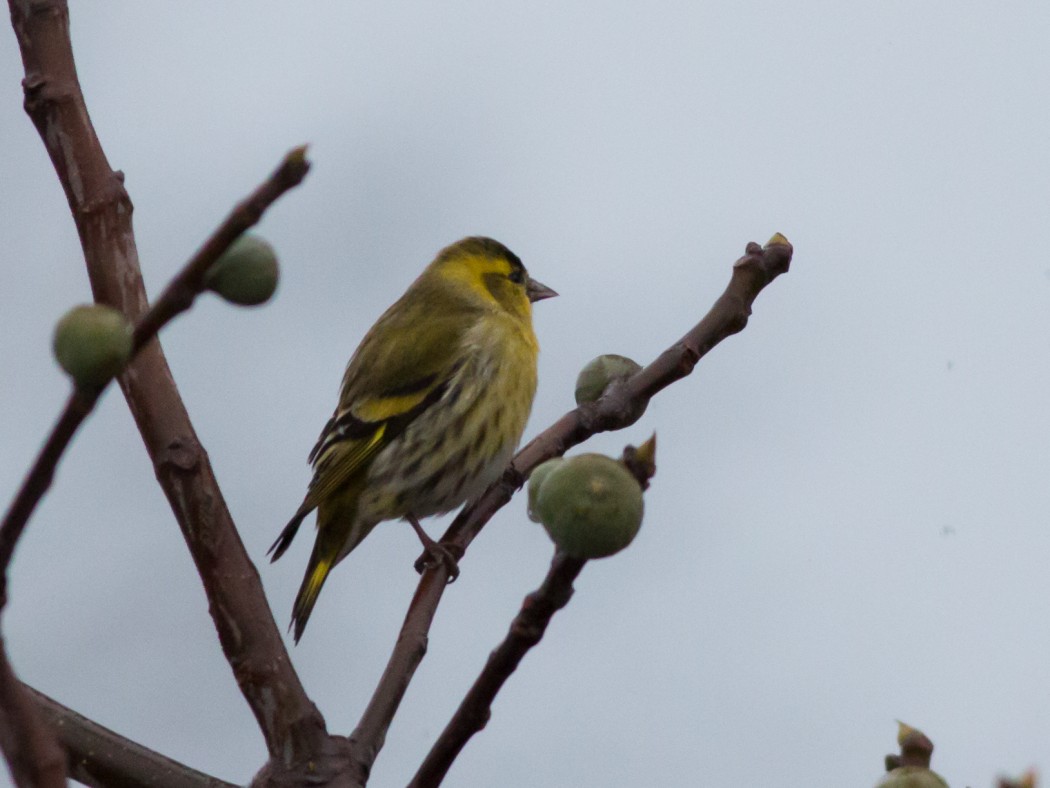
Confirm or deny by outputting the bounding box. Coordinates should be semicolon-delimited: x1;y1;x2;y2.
350;236;792;773
410;440;656;786
408;553;585;788
8;0;333;776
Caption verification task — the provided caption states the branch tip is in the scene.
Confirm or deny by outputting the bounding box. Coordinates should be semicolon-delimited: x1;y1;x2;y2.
286;144;310;166
278;145;311;185
621;433;657;489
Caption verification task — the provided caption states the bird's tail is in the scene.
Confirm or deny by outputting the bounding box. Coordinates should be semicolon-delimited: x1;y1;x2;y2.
287;486;375;643
268;505;311;562
290;544;334;644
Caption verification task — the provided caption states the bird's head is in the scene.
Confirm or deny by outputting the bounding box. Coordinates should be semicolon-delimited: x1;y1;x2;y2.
429;236;556;322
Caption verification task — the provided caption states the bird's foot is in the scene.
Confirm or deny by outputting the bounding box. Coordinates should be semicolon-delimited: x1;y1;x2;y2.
407;516;462;582
413;542;461;582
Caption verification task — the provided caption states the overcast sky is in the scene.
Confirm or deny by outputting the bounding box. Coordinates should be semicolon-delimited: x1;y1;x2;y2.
3;3;1050;786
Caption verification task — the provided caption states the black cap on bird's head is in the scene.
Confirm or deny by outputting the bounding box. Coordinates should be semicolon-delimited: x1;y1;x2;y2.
442;236;558;305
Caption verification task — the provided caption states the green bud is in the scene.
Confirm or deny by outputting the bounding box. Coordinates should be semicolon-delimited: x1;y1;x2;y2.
876;767;949;787
876;722;947;787
996;770;1038;788
527;458;565;522
206;234;279;306
52;304;133;389
574;354;642;405
534;453;644;559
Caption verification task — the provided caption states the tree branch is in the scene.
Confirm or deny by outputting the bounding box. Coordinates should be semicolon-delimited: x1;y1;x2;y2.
23;685;235;788
0;640;65;788
8;0;336;776
128;145;309;353
411;441;656;787
0;391;93;592
0;147;309;592
350;236;793;773
409;554;585;788
0;147;315;782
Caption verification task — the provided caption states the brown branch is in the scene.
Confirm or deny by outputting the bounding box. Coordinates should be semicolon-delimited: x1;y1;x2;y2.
0;391;92;593
128;145;309;353
0;145;306;781
9;0;337;777
24;685;235;788
409;553;585;788
411;441;656;787
0;147;309;592
0;639;66;788
451;237;793;550
0;145;309;584
350;236;793;773
0;148;316;781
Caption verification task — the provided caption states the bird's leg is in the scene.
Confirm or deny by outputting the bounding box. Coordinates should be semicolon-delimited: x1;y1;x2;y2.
407;515;461;581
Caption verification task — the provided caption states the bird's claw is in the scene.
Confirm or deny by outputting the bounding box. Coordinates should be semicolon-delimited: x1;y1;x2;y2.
414;542;461;582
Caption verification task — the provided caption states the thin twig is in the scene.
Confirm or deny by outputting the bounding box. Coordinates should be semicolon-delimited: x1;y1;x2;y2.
350;236;793;772
0;147;313;783
24;684;236;788
409;554;585;788
0;148;309;590
0;392;92;592
8;0;332;776
410;440;656;786
129;146;309;352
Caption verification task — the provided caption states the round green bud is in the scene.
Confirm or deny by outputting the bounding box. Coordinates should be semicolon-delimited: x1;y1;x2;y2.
534;453;644;559
574;354;642;405
527;458;565;522
52;304;133;389
205;234;279;306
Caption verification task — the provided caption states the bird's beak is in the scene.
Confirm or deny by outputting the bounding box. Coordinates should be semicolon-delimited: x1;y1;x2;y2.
526;278;558;303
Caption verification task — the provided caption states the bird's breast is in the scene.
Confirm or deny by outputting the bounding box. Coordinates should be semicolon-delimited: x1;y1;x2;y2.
358;314;539;523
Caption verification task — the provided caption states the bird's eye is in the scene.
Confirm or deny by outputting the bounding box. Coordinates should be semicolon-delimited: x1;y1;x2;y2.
508;268;525;285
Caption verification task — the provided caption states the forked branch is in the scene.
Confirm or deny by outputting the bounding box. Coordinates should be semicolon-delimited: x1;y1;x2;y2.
8;0;331;778
350;235;793;775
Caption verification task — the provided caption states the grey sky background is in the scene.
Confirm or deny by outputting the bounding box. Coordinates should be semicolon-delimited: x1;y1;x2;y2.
3;2;1049;786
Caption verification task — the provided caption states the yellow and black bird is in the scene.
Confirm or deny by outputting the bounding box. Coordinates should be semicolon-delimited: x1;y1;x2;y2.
270;237;556;642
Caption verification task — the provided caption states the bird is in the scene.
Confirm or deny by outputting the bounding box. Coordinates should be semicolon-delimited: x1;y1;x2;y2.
269;237;556;642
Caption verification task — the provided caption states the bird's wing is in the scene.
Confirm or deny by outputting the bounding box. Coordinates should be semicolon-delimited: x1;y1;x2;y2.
269;288;478;564
303;303;475;506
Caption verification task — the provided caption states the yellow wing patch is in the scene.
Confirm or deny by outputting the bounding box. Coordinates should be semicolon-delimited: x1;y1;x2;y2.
307;423;387;507
354;390;434;422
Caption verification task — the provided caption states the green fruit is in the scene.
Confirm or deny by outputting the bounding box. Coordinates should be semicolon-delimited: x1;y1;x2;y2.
205;234;279;306
574;354;642;405
534;453;644;559
527;458;565;522
52;304;133;389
